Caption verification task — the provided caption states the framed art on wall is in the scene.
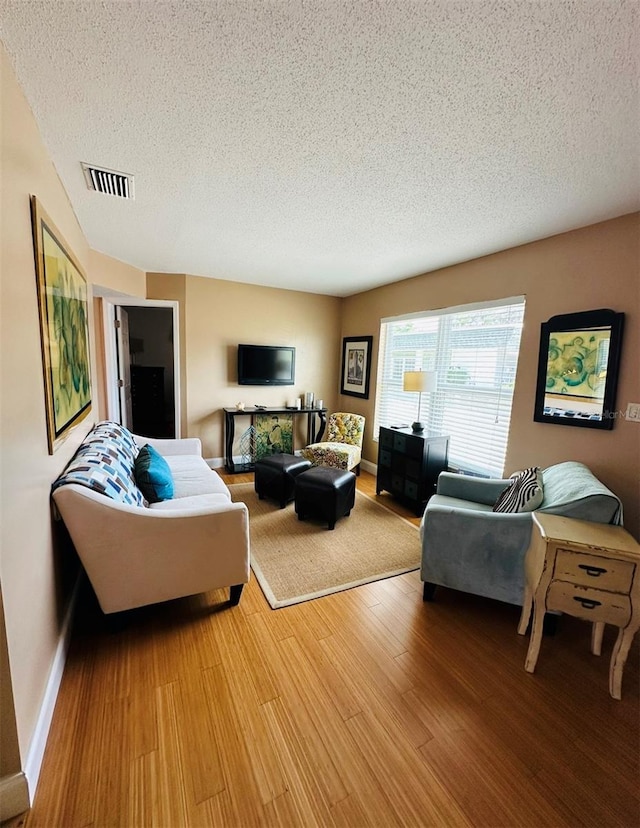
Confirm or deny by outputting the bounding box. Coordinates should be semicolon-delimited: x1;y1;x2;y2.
533;308;624;430
340;336;373;399
31;196;92;453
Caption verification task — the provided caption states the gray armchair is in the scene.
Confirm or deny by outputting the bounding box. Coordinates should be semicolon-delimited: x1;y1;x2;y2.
420;461;622;606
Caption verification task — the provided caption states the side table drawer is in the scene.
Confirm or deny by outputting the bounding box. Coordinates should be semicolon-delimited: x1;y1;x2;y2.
554;549;635;592
547;581;631;627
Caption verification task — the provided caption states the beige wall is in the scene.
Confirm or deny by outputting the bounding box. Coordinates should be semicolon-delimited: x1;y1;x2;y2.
1;42;93;766
0;44;145;777
149;274;342;458
0;591;20;778
342;213;640;536
89;249;146;297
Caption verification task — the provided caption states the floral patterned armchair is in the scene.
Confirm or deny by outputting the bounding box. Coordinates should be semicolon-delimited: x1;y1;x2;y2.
300;412;365;475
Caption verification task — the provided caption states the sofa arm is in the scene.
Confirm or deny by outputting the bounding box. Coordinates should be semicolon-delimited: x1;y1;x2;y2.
133;434;203;457
52;485;250;613
436;472;510;505
420;503;533;605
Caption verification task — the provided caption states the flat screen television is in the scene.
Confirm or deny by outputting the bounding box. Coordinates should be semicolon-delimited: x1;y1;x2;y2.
237;344;296;386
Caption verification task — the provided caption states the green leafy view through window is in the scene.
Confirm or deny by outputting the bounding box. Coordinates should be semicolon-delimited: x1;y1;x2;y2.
374;297;525;478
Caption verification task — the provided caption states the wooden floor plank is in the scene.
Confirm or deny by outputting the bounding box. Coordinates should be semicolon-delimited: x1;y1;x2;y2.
128;751;162;828
258;695;339;827
418;728;560;828
346;709;472;826
154;682;193;827
174;672;226;805
200;666;267;826
251;610;363;723
214;617;290;805
317;629;434;749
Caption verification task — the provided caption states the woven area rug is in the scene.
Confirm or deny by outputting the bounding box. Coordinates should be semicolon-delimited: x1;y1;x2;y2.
230;483;420;609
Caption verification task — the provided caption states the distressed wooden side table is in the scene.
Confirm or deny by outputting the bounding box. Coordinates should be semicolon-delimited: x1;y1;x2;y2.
518;512;640;699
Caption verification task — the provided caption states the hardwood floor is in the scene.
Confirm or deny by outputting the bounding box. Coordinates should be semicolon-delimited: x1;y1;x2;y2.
11;471;639;827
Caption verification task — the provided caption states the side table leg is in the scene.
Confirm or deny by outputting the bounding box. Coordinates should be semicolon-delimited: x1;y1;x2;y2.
609;623;638;700
591;621;605;656
313;410;326;442
524;603;545;673
225;411;236;472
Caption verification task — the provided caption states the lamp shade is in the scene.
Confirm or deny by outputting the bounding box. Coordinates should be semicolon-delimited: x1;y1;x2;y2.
403;370;437;393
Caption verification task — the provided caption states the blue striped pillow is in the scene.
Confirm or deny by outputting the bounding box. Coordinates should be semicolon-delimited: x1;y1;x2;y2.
493;467;543;513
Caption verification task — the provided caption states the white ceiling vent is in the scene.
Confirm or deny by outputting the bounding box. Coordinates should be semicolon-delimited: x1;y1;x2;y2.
81;163;134;199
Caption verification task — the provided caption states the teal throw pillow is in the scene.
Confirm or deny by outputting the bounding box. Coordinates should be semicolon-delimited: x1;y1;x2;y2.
134;444;174;503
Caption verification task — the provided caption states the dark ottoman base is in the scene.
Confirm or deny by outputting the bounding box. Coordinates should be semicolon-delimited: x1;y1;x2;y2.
254;453;312;508
294;467;356;530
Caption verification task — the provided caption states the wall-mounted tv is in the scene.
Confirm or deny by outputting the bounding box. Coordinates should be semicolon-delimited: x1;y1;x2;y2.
237;344;296;386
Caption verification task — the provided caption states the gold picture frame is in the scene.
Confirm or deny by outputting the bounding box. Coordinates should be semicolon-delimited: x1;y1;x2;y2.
31;196;92;453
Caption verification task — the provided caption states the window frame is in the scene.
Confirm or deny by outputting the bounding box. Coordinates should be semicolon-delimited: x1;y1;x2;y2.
374;296;525;478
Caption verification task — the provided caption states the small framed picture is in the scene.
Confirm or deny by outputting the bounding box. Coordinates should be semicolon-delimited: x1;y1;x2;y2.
340;336;373;399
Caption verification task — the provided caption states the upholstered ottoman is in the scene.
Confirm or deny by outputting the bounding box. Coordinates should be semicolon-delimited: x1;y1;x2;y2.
254;453;312;508
294;467;356;530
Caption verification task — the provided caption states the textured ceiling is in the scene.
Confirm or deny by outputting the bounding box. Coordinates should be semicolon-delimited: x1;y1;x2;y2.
1;1;638;297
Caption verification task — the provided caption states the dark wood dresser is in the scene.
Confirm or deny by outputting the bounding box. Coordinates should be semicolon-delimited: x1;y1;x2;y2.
376;426;449;515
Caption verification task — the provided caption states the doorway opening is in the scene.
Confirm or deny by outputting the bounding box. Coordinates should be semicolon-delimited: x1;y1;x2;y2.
124;306;175;437
101;296;180;439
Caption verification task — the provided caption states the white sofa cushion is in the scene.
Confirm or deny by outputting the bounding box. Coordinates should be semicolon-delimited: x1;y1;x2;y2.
163;454;230;499
149;493;232;512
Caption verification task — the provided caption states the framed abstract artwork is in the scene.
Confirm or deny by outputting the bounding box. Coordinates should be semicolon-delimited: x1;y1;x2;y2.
533;308;624;430
340;335;373;399
31;196;92;453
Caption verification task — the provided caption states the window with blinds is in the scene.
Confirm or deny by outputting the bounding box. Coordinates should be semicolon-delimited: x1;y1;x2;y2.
374;297;525;478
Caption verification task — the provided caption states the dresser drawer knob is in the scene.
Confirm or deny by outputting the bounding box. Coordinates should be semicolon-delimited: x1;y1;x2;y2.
578;564;607;577
573;597;602;610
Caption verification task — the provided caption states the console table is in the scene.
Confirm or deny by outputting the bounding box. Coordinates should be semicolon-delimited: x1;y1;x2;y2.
518;512;640;700
376;426;449;515
223;407;327;473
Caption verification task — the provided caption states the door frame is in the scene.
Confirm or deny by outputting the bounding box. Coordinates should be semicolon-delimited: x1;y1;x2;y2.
114;305;133;429
102;297;181;437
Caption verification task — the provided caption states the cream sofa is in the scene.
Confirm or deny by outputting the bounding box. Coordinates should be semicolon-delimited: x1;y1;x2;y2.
52;421;250;614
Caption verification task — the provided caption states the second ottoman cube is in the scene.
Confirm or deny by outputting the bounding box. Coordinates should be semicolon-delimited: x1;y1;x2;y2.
294;467;356;530
254;453;312;508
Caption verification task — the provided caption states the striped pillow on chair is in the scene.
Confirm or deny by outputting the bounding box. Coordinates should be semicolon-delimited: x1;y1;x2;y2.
493;467;544;513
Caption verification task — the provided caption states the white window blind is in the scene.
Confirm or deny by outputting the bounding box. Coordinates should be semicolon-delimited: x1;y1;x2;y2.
374;297;525;478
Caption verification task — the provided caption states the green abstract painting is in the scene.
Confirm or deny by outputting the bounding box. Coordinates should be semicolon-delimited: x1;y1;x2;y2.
32;197;92;453
545;328;610;401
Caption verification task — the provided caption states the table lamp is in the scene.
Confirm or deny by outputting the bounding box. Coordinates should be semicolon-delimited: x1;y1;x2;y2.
403;370;437;432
